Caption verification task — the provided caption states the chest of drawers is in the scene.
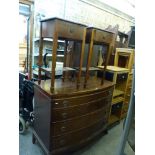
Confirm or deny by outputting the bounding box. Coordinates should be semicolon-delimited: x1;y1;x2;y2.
32;79;114;155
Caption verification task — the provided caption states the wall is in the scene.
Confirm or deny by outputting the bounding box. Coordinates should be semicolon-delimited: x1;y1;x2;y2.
35;0;134;33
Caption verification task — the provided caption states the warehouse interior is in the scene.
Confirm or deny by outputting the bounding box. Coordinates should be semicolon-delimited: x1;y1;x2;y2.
19;0;135;155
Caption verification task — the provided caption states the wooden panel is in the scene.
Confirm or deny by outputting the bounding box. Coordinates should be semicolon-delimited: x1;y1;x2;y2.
52;118;107;149
52;96;111;121
42;20;55;38
52;107;109;136
33;86;52;151
52;88;113;108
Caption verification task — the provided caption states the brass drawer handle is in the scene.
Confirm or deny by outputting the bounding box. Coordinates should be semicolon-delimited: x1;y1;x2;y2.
60;139;65;145
61;126;66;132
62;113;67;119
63;100;68;107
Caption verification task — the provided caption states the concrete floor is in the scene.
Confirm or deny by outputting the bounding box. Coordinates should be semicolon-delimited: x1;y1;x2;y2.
19;121;134;155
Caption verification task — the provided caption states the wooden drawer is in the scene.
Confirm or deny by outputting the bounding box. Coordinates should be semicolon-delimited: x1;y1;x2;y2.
52;96;112;122
52;107;109;136
57;20;85;40
94;30;114;44
52;118;107;149
52;88;113;109
116;73;128;83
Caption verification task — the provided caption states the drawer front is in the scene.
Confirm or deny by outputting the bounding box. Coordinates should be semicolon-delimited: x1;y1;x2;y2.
57;20;85;40
52;107;109;136
116;73;128;83
52;96;112;122
52;118;107;149
111;102;123;115
52;88;113;109
94;30;114;44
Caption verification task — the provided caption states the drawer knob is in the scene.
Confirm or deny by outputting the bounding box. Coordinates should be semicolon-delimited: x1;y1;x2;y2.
108;90;112;95
62;113;67;119
55;102;59;105
61;126;66;132
63;100;68;107
60;139;65;145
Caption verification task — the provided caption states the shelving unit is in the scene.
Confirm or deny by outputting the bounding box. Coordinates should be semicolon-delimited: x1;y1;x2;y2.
113;48;134;119
98;65;129;126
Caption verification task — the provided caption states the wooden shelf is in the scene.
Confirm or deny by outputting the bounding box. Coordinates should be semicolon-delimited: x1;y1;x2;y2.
112;97;124;105
33;67;76;76
113;89;124;97
34;38;65;43
109;115;120;125
75;67;101;71
33;53;64;57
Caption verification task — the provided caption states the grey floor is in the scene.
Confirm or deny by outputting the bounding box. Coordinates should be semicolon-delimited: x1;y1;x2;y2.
19;121;134;155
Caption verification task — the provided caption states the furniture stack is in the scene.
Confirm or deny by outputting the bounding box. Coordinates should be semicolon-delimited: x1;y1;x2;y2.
32;17;115;155
98;65;129;126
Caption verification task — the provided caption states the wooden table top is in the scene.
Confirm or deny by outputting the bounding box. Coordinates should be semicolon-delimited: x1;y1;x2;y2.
34;77;114;97
87;27;114;34
40;17;87;27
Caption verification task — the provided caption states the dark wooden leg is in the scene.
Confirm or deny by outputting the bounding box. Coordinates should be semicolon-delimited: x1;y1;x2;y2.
32;133;36;144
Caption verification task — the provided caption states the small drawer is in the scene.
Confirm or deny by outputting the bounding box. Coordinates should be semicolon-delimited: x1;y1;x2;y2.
52;107;109;136
52;96;111;121
57;20;85;40
52;118;107;149
53;88;113;109
116;73;128;83
94;30;114;44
